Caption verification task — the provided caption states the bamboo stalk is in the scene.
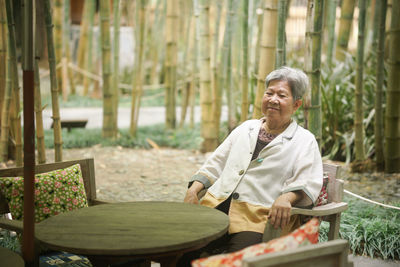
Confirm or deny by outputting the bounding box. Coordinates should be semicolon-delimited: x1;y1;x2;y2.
165;0;179;129
0;0;6;115
63;0;76;95
100;0;115;138
354;0;366;161
54;0;63;97
34;54;46;164
374;0;386;171
303;0;314;129
384;0;400;172
326;0;338;66
241;0;250;122
336;0;356;61
76;0;90;82
309;0;324;146
83;0;96;96
43;0;63;162
0;40;12;162
275;0;287;68
5;0;22;166
196;0;218;151
130;0;147;136
211;1;222;129
113;0;121;136
252;0;278;119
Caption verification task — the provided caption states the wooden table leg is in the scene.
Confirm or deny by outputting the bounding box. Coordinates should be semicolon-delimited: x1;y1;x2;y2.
158;254;182;267
87;256;151;267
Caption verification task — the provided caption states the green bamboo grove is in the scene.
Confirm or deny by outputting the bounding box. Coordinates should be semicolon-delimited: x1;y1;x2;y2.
0;0;399;172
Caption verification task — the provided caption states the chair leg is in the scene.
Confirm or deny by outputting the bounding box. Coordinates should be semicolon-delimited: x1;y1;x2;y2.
262;223;281;242
327;214;341;240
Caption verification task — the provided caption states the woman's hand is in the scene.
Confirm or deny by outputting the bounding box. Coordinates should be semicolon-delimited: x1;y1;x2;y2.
183;181;204;204
268;191;303;229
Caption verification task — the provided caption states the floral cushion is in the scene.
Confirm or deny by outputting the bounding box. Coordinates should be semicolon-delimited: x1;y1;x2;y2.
192;218;320;267
316;173;329;206
0;164;88;223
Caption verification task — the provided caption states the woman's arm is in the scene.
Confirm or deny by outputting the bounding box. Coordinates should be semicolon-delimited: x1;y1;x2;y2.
267;191;305;229
184;181;205;204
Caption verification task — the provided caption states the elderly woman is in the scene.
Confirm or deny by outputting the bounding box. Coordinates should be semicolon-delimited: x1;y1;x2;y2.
181;66;323;261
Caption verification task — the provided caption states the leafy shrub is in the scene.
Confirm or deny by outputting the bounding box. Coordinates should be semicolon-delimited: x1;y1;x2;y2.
319;196;400;260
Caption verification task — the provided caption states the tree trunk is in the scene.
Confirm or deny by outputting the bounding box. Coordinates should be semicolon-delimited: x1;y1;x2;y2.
240;0;249;122
100;0;115;138
384;0;400;173
43;0;63;162
252;0;278;119
374;0;386;171
130;0;147;136
354;0;367;161
336;0;356;61
113;0;120;136
276;0;287;68
326;0;338;66
309;0;324;146
82;0;96;96
165;0;179;129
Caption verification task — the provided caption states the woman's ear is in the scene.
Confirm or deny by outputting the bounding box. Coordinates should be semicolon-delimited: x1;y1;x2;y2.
293;99;302;112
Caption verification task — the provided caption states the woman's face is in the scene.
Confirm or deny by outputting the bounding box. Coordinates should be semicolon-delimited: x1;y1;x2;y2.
261;80;302;128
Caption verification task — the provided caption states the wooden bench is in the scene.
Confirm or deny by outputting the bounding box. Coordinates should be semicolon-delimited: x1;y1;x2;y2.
243;239;353;267
0;158;106;233
51;119;88;132
263;163;348;242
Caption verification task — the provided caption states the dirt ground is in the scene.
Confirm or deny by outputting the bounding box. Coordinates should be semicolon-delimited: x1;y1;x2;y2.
41;145;400;205
45;146;209;203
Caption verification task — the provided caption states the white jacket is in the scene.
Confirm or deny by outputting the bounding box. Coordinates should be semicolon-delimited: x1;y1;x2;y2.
191;119;323;233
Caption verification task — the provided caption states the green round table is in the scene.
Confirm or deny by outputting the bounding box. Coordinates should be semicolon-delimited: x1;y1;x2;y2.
35;202;229;266
0;246;24;266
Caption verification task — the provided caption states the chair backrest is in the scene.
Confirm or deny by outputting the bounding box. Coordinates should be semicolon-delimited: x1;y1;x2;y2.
242;239;352;267
0;158;97;215
322;163;343;203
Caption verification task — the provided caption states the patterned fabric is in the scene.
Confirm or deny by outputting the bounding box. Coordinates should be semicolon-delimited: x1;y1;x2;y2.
191;218;320;267
0;164;88;223
316;173;329;206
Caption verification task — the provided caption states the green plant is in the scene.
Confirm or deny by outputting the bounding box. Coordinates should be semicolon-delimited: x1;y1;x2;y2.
0;230;20;253
319;196;400;260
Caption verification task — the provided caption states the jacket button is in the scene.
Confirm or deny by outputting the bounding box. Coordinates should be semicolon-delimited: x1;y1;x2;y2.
232;192;240;200
239;170;244;175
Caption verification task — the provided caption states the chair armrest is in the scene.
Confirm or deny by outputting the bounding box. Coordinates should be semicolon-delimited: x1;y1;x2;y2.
0;217;23;234
291;202;348;217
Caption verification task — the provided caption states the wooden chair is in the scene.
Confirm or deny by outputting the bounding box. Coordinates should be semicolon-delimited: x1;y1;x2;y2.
197;163;348;242
242;239;354;267
0;158;106;234
263;163;348;242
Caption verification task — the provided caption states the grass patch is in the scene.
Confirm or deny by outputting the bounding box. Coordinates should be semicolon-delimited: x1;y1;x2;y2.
319;196;400;260
43;123;217;150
